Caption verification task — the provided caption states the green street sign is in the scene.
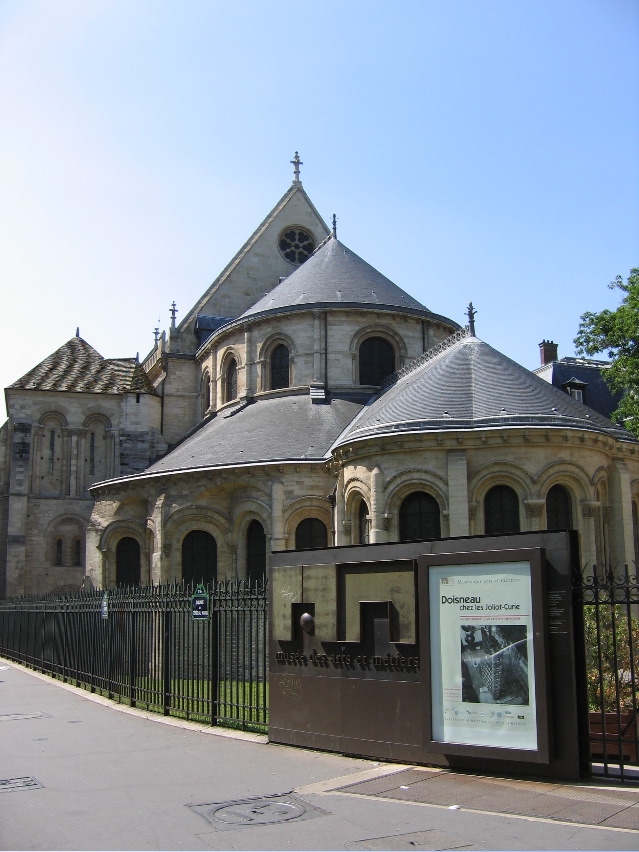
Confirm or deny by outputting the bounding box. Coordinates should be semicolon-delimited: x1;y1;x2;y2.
191;584;209;621
101;591;109;620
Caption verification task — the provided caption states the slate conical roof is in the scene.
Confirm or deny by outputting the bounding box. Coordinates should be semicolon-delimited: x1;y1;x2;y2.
239;236;455;324
9;337;158;396
333;332;635;448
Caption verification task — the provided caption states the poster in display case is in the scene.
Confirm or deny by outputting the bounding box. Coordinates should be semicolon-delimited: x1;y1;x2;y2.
419;548;551;763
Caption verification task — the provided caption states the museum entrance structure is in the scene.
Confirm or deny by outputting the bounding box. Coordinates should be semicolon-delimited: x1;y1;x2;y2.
269;530;589;780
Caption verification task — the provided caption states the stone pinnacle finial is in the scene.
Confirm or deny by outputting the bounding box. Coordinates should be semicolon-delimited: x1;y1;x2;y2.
332;214;337;238
153;326;160;345
170;301;178;329
291;151;302;185
466;302;477;336
75;327;80;338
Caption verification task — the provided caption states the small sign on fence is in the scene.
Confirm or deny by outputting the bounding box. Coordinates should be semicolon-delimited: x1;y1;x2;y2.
100;591;109;620
191;585;210;621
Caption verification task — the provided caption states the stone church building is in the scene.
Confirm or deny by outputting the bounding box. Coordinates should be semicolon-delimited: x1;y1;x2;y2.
2;158;638;596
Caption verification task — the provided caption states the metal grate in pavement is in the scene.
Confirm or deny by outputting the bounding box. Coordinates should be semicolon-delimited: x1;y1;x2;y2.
0;777;43;792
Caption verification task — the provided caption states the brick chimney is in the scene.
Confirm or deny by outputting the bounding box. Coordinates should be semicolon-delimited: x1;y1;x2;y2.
539;340;558;365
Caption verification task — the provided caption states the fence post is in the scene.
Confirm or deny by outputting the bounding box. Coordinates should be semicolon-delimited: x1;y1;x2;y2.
163;608;172;716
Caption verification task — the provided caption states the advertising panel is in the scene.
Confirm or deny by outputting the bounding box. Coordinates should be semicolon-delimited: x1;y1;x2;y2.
428;560;538;751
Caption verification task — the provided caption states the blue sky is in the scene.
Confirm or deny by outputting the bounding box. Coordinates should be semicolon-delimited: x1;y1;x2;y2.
1;0;637;419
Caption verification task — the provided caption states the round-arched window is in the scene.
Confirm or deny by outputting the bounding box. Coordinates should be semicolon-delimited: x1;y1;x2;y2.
359;337;395;386
357;499;369;545
295;518;328;550
484;485;520;535
182;530;217;585
246;520;267;582
270;344;290;390
399;491;441;541
225;358;238;403
116;537;141;587
545;484;572;530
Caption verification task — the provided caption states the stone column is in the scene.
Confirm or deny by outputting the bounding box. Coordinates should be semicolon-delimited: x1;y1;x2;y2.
148;494;165;585
76;429;86;494
369;465;387;543
271;480;286;551
85;522;104;588
243;328;254;398
68;430;80;497
61;427;70;495
447;450;470;536
313;311;322;384
608;458;635;571
334;469;349;546
580;501;600;573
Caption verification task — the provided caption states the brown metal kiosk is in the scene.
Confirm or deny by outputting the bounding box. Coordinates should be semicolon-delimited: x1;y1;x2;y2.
269;531;589;780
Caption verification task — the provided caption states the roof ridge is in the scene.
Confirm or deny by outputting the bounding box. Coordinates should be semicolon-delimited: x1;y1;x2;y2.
380;326;472;389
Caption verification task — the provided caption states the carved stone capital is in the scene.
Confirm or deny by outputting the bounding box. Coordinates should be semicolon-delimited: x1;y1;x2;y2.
524;499;545;518
580;500;601;519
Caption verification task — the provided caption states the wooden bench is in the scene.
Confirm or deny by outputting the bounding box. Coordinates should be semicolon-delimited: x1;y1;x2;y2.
589;710;638;764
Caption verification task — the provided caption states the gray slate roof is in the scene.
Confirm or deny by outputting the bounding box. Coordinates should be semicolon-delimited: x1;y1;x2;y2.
139;395;365;477
334;335;635;447
10;337;158;396
239;236;453;322
536;358;621;421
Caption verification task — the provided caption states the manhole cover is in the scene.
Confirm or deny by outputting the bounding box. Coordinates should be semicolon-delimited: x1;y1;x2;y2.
190;794;326;831
0;776;43;792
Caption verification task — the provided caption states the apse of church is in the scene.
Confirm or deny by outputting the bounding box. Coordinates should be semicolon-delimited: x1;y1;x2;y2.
1;157;639;596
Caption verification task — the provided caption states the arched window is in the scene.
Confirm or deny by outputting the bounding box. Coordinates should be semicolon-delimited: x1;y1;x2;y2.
270;344;290;390
359;337;395;386
55;538;63;566
399;491;441;541
546;484;572;530
357;499;369;545
225;358;238;403
116;537;141;587
485;485;520;535
246;520;266;582
295;518;328;550
74;538;82;566
182;530;217;585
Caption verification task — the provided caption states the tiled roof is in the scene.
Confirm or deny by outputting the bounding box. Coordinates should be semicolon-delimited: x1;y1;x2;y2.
334;335;635;447
126;395;365;478
9;337;158;396
239;237;456;324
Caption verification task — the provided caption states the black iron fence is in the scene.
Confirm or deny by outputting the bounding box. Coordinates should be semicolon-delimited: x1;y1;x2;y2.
0;580;268;732
575;564;638;782
0;568;637;780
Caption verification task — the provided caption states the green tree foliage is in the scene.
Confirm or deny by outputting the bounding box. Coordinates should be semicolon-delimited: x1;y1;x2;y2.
574;268;639;436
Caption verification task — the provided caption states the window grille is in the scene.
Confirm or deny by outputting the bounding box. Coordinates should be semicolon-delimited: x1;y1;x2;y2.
295;518;328;550
270;344;290;390
182;530;217;585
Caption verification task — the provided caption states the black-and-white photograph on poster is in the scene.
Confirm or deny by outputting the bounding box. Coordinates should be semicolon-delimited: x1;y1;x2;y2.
429;561;538;751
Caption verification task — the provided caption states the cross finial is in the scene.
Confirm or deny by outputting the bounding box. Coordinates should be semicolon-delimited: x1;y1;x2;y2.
170;301;178;328
466;302;477;336
332;214;337;238
291;151;302;185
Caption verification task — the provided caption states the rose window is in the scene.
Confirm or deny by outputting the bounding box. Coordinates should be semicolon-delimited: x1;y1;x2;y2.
278;227;315;265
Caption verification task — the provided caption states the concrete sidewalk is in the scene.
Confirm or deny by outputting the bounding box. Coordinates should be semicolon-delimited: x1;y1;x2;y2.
0;659;637;851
